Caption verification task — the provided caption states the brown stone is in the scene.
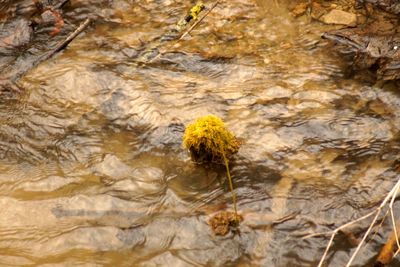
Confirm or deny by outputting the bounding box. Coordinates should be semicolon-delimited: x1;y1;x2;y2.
320;9;357;26
291;2;308;17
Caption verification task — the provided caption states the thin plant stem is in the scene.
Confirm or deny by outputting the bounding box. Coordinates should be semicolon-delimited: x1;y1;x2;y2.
317;177;400;267
389;182;400;250
346;177;400;267
179;0;220;40
222;153;239;223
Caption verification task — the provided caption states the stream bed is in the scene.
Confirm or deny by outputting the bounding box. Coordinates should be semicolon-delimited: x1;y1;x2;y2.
0;0;400;266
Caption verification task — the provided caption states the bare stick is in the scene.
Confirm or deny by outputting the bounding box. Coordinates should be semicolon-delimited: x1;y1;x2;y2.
179;0;220;40
40;18;91;62
6;18;91;82
317;209;378;267
345;178;400;267
317;177;400;267
345;209;382;266
367;208;390;245
394;247;400;258
389;182;400;250
148;1;220;64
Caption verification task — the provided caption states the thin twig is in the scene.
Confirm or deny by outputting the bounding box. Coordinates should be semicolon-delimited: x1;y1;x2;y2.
317;177;400;267
345;209;382;267
179;0;220;40
40;18;91;62
148;1;220;64
367;208;390;245
394;247;400;258
389;182;400;251
7;18;91;82
345;177;400;267
317;209;378;267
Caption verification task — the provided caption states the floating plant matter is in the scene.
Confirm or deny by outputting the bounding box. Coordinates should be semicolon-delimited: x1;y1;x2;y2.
183;115;240;163
183;115;241;233
208;211;243;236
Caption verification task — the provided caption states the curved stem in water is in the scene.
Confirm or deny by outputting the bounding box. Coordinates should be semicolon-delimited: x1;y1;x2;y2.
222;153;239;223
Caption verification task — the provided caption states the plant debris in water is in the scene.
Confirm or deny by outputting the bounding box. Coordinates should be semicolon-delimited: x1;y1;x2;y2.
323;29;400;81
176;2;205;31
314;0;400;81
208;211;243;236
183;114;240;163
358;0;400;14
183;115;241;228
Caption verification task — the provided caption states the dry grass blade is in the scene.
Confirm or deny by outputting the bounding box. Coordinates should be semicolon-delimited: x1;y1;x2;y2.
389;182;400;251
317;209;378;267
367;208;389;246
346;178;400;267
394;247;400;258
41;18;91;62
317;177;400;267
345;210;382;267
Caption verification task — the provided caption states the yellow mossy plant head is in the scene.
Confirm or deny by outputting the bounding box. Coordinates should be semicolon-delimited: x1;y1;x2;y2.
183;115;240;162
189;2;205;20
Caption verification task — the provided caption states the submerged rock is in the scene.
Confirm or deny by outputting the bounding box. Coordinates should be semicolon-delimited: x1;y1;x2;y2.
0;18;33;55
320;9;357;26
323;28;400;80
358;0;400;14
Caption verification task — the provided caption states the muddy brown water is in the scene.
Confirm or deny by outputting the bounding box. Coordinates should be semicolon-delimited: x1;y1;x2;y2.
1;0;400;266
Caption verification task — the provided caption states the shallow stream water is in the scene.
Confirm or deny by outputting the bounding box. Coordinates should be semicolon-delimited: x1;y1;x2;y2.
1;0;400;266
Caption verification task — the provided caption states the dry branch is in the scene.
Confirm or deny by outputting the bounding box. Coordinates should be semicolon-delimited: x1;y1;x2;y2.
316;177;400;267
3;18;91;83
40;18;91;62
179;0;220;40
147;1;220;64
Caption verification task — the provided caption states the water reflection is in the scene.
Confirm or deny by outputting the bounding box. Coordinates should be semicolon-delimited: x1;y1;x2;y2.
0;0;399;266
